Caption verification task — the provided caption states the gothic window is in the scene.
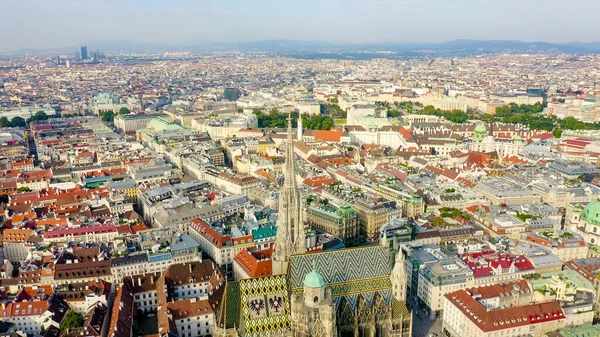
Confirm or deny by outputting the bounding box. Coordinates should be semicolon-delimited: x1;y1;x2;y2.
337;299;354;327
311;319;327;337
373;294;389;322
375;323;387;337
356;297;371;325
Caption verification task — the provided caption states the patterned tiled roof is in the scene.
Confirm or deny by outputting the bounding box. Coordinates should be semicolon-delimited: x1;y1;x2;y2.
218;281;240;330
289;246;393;309
217;275;290;337
391;298;410;319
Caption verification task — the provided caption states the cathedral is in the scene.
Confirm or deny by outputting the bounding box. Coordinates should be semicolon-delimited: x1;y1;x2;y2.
215;117;412;337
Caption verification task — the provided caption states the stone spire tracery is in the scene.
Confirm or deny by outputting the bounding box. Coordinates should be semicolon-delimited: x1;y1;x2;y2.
273;114;306;275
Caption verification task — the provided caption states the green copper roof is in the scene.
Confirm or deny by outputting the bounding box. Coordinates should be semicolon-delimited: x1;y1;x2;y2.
582;199;600;225
252;225;277;240
303;266;326;289
147;117;183;131
336;204;357;217
474;123;487;133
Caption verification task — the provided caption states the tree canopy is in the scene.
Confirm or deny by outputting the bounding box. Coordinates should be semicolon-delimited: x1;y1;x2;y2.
99;110;115;122
399;101;600;137
29;111;51;122
0;111;56;128
60;310;84;330
10;117;26;127
118;107;131;115
252;109;334;130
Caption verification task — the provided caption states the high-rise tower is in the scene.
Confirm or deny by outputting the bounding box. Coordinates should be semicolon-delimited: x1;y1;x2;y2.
273;114;306;275
79;46;88;60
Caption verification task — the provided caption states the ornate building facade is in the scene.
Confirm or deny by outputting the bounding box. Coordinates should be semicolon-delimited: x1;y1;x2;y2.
467;123;526;158
214;117;412;337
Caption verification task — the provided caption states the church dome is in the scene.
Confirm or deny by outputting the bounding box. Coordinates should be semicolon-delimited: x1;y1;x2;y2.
474;123;487;133
513;135;523;142
583;199;600;225
303;267;325;289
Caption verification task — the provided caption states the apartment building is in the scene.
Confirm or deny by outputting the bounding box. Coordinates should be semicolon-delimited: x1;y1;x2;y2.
353;199;401;239
1;228;36;263
417;256;474;318
524;231;589;262
443;285;565;337
306;204;359;242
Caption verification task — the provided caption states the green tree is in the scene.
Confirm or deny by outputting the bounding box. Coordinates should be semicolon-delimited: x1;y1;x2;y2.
118;107;131;115
60;310;84;330
11;117;26;127
29;111;50;122
321;118;333;130
0;116;10;127
553;128;563;138
17;187;32;193
423;105;437;115
100;110;115;122
0;194;8;203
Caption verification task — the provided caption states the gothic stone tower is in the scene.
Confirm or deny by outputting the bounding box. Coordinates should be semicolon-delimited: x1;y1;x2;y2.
273;115;307;275
291;265;337;337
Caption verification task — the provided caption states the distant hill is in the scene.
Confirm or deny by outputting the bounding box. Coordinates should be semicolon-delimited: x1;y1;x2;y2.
5;39;600;57
563;41;600;52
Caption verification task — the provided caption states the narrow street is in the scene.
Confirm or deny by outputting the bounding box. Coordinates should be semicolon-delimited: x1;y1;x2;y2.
412;314;443;337
26;127;38;164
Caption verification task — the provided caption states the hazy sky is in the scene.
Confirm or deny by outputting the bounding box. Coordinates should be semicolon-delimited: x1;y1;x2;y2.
1;0;598;52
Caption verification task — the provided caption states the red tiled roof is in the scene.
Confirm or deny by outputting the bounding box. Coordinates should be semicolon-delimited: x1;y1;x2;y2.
189;219;231;248
1;228;35;242
116;225;133;234
465;280;530;299
43;224;117;239
445;290;564;332
314;130;343;142
303;175;337;188
233;245;273;278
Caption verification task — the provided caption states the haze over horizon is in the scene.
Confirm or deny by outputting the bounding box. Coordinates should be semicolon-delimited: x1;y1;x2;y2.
1;0;599;53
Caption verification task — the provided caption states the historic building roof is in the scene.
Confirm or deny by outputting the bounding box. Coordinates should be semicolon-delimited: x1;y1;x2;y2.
582;199;600;225
217;275;291;337
289;246;393;309
303;266;326;289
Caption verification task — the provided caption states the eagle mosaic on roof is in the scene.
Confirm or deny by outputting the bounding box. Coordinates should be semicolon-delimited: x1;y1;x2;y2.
218;274;291;337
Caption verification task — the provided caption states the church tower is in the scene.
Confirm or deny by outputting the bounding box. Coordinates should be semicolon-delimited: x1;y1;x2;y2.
291;264;337;337
273;115;307;275
391;249;408;302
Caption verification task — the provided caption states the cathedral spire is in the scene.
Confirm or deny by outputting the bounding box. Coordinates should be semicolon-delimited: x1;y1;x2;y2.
273;114;306;275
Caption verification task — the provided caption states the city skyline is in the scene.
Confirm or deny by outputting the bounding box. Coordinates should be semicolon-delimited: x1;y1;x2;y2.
2;1;600;337
1;0;599;53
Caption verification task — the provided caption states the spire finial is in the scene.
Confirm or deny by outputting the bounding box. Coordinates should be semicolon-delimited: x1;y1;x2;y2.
381;230;389;248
